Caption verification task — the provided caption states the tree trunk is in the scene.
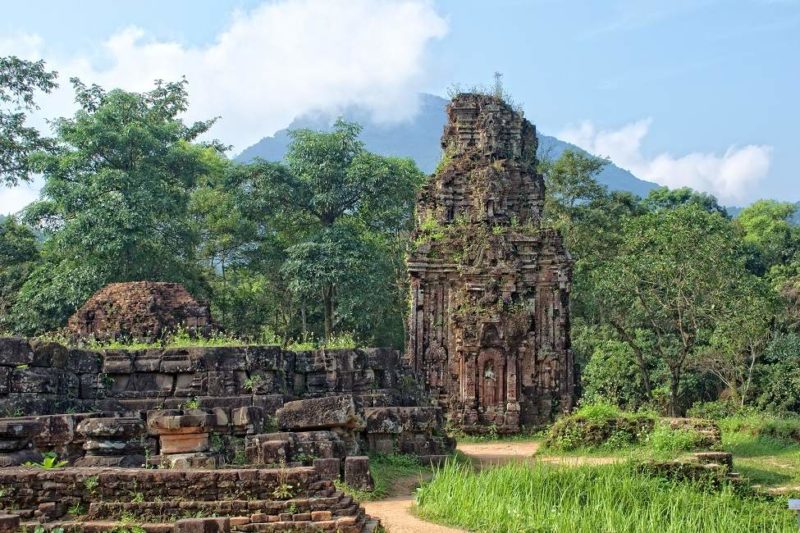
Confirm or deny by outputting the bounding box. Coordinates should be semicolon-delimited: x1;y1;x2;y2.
669;368;681;417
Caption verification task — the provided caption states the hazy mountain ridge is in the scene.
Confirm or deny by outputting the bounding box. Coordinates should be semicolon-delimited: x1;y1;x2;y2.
236;94;660;198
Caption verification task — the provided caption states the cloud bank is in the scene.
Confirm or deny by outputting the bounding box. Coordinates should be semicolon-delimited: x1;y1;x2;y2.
0;0;448;214
559;119;772;204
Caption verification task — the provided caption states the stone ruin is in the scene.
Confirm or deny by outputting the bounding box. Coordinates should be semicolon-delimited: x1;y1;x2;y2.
67;281;213;341
0;286;454;530
407;93;576;434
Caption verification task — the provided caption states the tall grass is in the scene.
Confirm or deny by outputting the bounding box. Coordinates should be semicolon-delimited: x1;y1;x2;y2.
416;460;794;532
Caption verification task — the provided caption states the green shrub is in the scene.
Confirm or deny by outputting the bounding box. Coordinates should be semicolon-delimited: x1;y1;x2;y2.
543;403;655;451
416;460;793;532
647;422;708;453
687;400;744;420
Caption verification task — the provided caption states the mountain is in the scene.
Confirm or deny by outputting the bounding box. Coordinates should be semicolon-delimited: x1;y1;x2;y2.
236;93;660;197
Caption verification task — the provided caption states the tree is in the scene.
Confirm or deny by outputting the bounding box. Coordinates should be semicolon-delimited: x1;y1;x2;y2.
11;78;219;334
641;186;727;217
542;149;608;235
0;217;39;331
585;206;750;415
736;199;799;277
697;275;776;406
0;56;58;185
244;120;424;341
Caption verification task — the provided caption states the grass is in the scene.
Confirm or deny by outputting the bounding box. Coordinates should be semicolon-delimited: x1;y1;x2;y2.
416;459;795;532
30;327;360;351
717;415;800;490
336;453;430;501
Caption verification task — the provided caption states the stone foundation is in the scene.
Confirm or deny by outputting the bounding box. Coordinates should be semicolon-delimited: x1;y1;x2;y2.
0;464;377;532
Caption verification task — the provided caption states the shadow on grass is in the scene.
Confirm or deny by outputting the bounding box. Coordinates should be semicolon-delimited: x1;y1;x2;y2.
737;462;795;487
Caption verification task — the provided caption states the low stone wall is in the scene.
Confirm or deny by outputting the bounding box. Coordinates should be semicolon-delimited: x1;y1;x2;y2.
0;337;414;416
0;464;376;531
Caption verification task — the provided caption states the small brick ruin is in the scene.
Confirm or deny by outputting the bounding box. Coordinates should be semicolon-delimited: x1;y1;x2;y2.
407;93;576;434
67;281;213;341
0;335;452;531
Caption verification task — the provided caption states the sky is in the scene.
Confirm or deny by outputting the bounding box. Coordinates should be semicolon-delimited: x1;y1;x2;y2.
0;0;798;214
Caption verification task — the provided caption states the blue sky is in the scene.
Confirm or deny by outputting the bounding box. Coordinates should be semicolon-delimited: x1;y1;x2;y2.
0;0;797;212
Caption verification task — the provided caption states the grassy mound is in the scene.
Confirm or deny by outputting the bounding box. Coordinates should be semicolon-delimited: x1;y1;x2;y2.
543;403;656;451
416;460;794;532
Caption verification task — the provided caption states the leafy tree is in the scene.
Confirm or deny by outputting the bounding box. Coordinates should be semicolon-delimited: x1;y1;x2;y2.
0;217;39;331
11;78;219;334
697;275;777;406
641;186;727;216
542;149;608;237
575;324;654;410
0;56;58;185
244;120;424;341
755;333;800;413
736;199;799;277
585;206;752;415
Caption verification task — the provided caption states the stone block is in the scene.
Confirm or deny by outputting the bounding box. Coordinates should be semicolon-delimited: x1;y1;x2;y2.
161;349;197;373
150;452;216;469
210;407;230;432
31;413;78;449
133;349;164;372
79;374;105;399
231;406;264;435
102;350;133;373
30;341;68;368
313;458;341;480
245;346;283;371
0;367;9;395
66;348;101;374
129;372;175;394
0;418;42;440
76;416;145;439
363;406;441;434
344;456;374;492
0;514;20;533
0;337;33;366
277;395;364;431
173;517;230;533
206;370;237;396
83;438;145;456
160;433;210;454
194;347;247;372
0;449;40;467
175;373;205;396
147;409;214;435
73;454;145;467
10;367;60;394
0;438;27;452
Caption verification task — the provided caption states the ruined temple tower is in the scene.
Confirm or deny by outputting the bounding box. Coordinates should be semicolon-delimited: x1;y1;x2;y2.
407;93;575;433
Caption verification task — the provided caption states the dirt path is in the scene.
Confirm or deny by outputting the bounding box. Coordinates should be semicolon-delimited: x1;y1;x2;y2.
362;440;620;532
362;441;539;532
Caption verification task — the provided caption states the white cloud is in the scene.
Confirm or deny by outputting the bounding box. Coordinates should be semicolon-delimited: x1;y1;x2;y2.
0;0;448;214
559;119;772;204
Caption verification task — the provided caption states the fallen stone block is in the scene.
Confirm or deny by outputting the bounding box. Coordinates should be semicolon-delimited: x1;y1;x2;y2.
277;395;364;431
